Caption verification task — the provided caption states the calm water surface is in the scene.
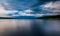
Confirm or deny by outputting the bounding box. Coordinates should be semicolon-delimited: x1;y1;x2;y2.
0;19;60;36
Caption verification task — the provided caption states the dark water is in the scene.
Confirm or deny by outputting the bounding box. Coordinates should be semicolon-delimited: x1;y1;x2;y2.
0;19;60;36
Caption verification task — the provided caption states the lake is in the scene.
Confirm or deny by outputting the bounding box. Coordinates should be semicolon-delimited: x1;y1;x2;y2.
0;19;60;36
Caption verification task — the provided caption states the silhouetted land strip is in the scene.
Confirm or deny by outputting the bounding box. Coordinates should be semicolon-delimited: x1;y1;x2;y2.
38;15;60;19
0;15;60;19
0;16;36;19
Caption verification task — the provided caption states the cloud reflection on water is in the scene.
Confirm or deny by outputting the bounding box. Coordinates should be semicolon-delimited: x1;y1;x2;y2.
0;19;60;36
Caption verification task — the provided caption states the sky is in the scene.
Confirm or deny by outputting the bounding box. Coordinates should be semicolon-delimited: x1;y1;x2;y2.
0;0;60;17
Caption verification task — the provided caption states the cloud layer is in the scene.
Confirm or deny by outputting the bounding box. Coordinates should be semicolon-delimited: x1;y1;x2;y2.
40;1;60;14
1;0;38;10
0;0;60;17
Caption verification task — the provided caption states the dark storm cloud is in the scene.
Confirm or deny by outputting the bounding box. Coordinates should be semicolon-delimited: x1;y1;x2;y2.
1;0;38;11
39;0;59;2
31;0;60;7
1;0;60;11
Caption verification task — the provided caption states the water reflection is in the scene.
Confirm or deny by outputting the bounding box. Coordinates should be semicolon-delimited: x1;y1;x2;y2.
0;19;60;36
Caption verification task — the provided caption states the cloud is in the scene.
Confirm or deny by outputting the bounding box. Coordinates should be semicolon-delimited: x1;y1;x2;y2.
20;13;35;16
0;0;19;15
0;0;38;10
0;4;18;17
0;6;18;14
10;10;35;16
0;0;38;17
23;9;34;13
11;13;35;16
40;1;60;13
0;0;60;17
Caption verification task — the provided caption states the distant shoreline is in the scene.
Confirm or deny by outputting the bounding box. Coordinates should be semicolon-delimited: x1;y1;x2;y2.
0;15;60;19
37;15;60;19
